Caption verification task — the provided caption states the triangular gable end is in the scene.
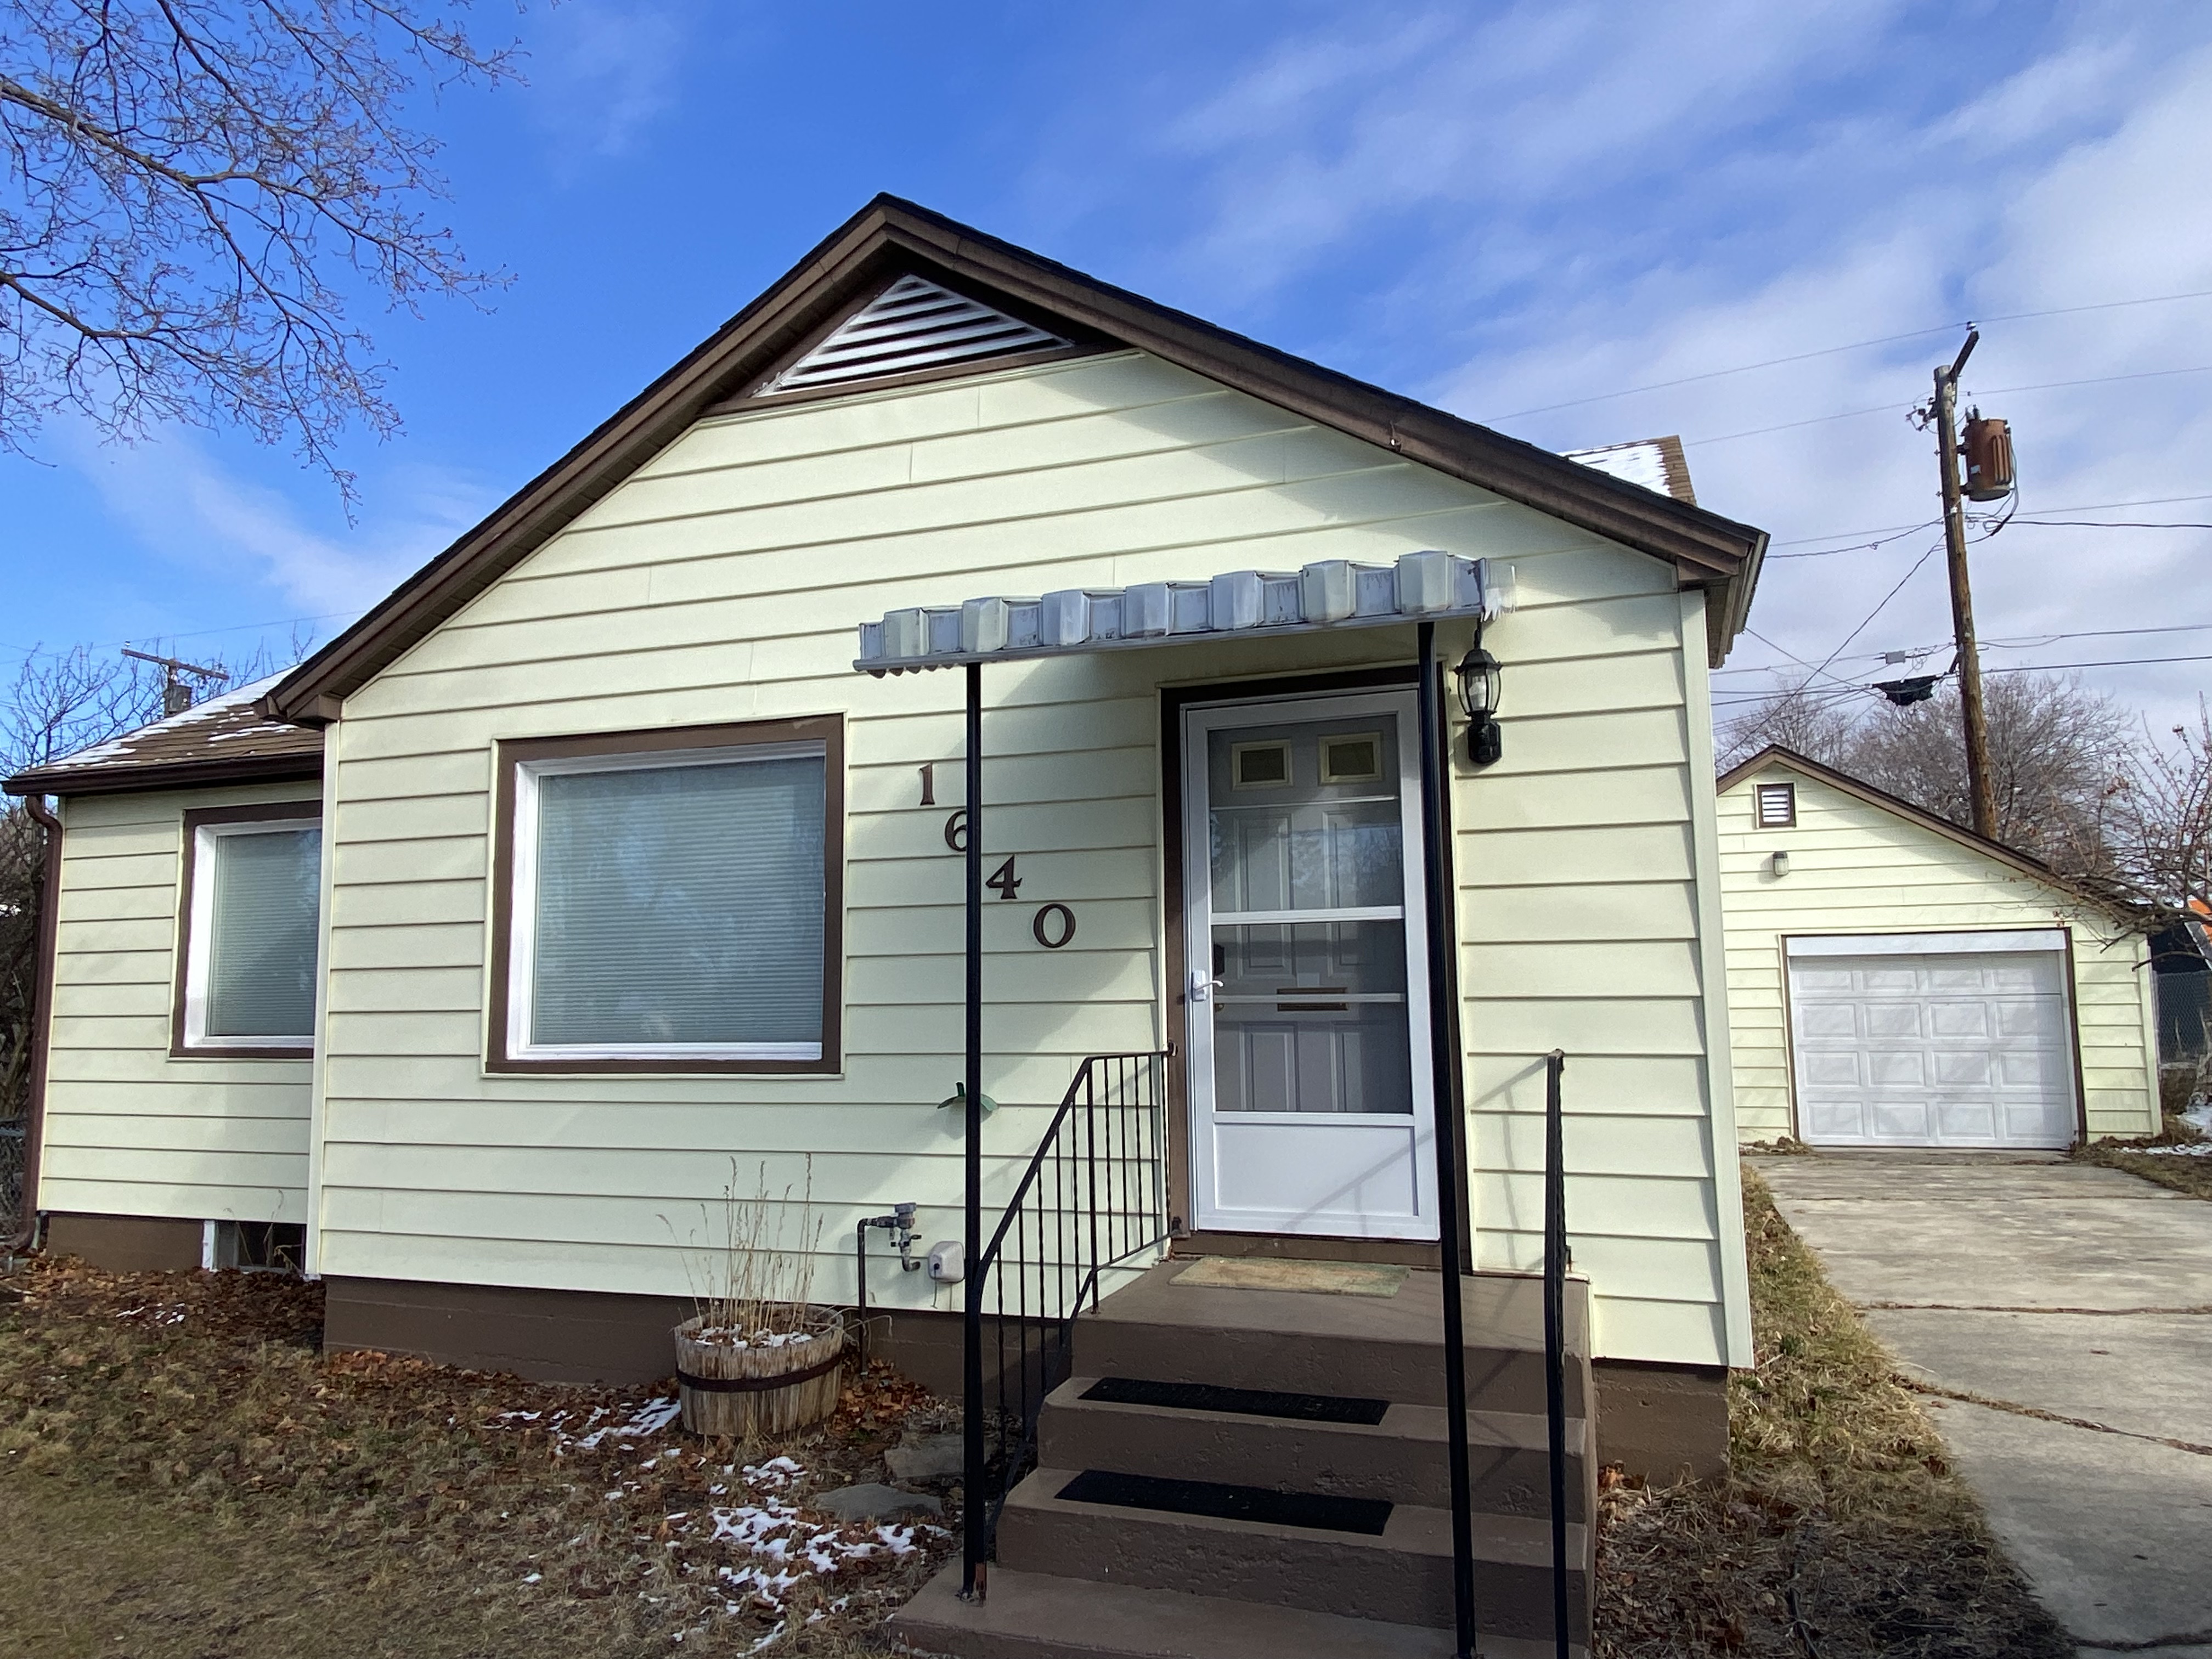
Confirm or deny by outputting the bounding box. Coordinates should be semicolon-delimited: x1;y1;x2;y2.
753;274;1073;397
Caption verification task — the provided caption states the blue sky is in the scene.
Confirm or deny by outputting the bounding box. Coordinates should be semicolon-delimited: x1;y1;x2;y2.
7;0;2211;727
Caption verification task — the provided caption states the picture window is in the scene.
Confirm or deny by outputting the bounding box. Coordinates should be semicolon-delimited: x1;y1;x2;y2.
175;806;321;1057
493;719;843;1073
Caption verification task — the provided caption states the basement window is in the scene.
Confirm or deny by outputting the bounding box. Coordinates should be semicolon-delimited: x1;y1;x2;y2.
493;719;844;1074
206;1221;307;1274
1756;781;1797;829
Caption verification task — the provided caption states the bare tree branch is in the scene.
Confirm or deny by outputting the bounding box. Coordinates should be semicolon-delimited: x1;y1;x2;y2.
0;0;517;499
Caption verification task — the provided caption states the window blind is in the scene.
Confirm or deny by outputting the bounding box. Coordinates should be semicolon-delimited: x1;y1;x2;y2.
205;828;321;1039
531;755;827;1048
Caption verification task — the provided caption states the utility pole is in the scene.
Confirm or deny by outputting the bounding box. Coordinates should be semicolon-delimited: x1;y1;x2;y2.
121;647;225;716
1931;330;1998;840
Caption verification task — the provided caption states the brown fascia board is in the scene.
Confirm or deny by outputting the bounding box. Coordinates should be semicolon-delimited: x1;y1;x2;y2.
1717;743;2141;926
4;751;323;800
266;195;1770;725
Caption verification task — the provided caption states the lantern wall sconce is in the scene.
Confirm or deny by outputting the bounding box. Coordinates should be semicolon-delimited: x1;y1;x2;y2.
1453;630;1504;768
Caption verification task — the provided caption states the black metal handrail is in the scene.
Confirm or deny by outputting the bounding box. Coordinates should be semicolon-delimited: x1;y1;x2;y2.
960;1048;1169;1594
1544;1049;1572;1659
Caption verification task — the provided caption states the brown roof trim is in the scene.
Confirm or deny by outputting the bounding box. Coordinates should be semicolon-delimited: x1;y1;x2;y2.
265;195;1769;726
1716;744;2138;924
4;751;323;800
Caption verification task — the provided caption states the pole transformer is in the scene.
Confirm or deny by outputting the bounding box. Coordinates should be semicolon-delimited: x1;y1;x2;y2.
1932;330;1998;840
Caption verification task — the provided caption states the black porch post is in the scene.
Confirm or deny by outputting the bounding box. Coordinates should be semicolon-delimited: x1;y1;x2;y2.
960;661;986;1600
1417;621;1479;1658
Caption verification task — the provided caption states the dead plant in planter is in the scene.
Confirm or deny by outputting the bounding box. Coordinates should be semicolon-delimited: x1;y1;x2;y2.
672;1158;844;1438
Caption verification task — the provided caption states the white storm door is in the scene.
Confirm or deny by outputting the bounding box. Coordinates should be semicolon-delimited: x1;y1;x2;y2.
1788;935;2079;1149
1183;691;1439;1240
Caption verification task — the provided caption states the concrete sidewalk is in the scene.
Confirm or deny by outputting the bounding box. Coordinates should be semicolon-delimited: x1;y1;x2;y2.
1755;1153;2212;1659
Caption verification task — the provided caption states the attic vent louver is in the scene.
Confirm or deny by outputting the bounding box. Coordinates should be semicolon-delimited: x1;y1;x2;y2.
759;274;1070;395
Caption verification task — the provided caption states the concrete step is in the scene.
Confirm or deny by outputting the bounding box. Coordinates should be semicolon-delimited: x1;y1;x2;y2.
993;1466;1588;1644
1074;1261;1590;1416
1040;1374;1594;1522
888;1562;1589;1659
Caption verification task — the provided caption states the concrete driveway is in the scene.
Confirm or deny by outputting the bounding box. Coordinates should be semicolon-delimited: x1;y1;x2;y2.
1755;1152;2212;1659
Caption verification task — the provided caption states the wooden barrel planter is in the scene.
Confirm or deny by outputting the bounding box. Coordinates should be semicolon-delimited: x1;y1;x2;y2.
673;1310;848;1438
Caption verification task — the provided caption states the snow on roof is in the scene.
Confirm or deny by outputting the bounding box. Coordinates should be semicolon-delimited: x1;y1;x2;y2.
1564;436;1697;505
5;673;323;797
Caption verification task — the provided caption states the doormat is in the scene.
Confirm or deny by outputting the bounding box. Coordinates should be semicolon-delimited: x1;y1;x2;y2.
1171;1257;1409;1297
1081;1376;1390;1426
1056;1469;1392;1536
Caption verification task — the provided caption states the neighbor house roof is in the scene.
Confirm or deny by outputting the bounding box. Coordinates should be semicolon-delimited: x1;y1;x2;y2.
260;195;1768;727
1565;436;1697;505
3;676;323;799
1717;743;2140;926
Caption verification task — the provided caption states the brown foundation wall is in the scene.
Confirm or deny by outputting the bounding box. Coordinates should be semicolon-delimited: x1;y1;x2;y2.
45;1212;202;1273
325;1277;1734;1480
321;1276;970;1394
1593;1358;1729;1482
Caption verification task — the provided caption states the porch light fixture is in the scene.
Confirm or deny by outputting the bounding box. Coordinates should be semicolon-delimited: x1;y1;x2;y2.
1453;632;1504;768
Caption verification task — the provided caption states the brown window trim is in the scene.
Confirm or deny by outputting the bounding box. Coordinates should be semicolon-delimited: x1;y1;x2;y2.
488;716;845;1076
1755;780;1797;828
171;800;323;1061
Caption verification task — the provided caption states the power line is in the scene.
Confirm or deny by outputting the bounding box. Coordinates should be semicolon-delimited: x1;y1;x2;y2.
1490;290;2212;422
2007;519;2212;530
1717;619;2212;679
1981;653;2212;675
1769;494;2212;553
1683;366;2212;451
1485;286;2212;422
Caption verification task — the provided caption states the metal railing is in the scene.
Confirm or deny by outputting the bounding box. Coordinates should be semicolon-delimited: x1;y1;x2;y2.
1543;1050;1572;1659
960;1049;1169;1592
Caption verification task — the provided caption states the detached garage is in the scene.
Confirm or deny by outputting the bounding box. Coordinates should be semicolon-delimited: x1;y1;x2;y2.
1719;747;2159;1149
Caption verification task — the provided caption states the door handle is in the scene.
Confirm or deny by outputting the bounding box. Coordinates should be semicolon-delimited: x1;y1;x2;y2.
1189;968;1224;1003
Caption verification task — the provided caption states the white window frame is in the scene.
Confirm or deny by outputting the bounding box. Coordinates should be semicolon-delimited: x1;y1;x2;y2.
180;817;321;1054
505;740;830;1064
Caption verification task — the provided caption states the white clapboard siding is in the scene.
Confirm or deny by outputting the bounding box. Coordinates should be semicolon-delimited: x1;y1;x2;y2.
42;782;320;1224
1718;763;2158;1142
312;349;1750;1369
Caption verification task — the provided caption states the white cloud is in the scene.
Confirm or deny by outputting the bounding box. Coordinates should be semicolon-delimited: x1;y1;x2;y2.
1066;0;2212;727
60;427;488;631
522;0;693;165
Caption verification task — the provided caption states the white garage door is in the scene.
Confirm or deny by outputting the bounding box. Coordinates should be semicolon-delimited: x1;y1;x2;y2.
1788;935;2079;1149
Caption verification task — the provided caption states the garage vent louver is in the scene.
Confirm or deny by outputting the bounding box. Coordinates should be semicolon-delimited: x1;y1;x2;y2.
758;275;1070;395
1757;782;1797;828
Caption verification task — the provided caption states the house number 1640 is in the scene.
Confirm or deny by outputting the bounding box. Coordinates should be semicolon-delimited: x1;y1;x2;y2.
924;768;1074;947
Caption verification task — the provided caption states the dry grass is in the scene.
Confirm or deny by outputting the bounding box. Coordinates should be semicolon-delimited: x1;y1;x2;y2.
0;1260;951;1657
2074;1104;2212;1200
1593;1166;2070;1658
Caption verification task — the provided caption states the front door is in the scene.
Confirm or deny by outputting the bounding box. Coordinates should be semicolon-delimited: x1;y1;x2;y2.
1182;690;1439;1240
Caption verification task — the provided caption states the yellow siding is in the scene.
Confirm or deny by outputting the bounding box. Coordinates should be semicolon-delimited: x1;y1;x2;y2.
313;349;1748;1368
1718;763;2158;1141
43;782;320;1225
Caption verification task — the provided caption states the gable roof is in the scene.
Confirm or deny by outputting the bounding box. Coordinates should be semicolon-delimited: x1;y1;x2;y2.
4;675;323;799
263;195;1768;726
1716;743;2138;923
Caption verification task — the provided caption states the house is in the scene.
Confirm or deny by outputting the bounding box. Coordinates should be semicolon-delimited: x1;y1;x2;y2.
9;196;1773;1650
1718;746;2160;1149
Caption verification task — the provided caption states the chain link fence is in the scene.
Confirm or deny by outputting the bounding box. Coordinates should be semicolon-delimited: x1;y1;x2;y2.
0;1121;24;1242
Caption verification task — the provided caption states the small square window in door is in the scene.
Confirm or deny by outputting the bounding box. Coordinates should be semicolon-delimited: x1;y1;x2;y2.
1230;740;1292;789
1318;732;1382;784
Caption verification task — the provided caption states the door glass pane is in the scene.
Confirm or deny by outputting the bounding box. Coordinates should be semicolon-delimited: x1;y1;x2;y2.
206;827;321;1039
532;754;826;1047
1210;919;1412;1114
1207;716;1403;913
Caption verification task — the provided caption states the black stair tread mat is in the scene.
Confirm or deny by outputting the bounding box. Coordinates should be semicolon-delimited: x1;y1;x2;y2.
1055;1469;1393;1536
1080;1376;1390;1426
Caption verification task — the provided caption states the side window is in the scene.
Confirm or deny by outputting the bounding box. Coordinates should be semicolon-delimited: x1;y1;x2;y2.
492;718;843;1073
176;808;323;1056
1755;781;1797;829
